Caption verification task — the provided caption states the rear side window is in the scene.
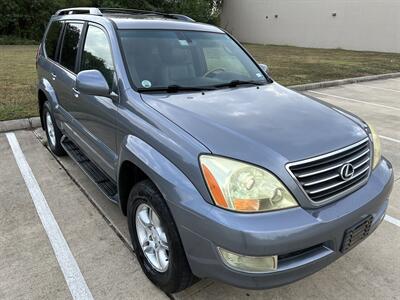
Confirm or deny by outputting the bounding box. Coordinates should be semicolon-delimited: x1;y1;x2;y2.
60;22;83;72
45;21;63;60
81;25;114;87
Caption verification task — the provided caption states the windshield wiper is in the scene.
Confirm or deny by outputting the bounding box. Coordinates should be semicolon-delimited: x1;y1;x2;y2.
138;85;216;93
213;80;266;89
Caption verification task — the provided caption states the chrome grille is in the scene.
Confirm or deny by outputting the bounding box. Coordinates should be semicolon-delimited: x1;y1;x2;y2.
287;138;371;205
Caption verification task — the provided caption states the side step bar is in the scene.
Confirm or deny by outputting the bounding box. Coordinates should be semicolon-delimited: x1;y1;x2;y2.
61;137;118;203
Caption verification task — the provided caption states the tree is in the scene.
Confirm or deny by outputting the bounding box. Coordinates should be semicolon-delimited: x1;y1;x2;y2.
0;0;223;41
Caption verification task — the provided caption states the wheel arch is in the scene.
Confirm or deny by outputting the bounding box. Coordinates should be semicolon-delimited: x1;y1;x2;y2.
37;78;59;129
118;160;150;215
38;89;47;129
117;135;200;217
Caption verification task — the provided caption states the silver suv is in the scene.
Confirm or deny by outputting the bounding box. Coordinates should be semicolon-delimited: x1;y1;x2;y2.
37;7;393;293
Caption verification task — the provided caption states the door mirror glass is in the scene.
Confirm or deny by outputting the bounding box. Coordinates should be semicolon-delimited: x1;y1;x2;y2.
76;70;110;97
259;63;269;74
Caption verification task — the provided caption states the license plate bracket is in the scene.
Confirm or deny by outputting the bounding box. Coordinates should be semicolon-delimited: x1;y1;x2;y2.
341;215;373;253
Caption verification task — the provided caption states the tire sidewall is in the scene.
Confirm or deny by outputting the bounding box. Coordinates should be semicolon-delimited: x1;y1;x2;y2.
42;102;64;156
127;181;187;292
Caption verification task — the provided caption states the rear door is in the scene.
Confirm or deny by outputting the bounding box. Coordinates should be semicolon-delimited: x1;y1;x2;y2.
73;23;118;179
52;21;84;117
39;20;63;89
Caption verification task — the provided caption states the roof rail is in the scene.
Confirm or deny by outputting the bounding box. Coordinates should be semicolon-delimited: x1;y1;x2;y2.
99;8;195;22
55;7;102;16
54;7;195;22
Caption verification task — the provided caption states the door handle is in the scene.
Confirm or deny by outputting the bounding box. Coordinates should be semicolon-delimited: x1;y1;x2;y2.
72;87;80;98
51;72;57;80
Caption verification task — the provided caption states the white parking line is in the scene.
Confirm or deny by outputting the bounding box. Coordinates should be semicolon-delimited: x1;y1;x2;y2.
380;135;400;144
354;83;400;93
309;90;400;112
385;215;400;228
6;132;93;300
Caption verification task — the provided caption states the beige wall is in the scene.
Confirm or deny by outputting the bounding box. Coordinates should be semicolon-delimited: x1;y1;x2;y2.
221;0;400;53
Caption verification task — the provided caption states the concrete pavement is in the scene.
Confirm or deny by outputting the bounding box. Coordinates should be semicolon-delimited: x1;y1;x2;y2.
1;77;400;299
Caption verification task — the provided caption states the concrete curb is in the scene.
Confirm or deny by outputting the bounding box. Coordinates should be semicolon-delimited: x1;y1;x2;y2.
0;117;41;133
289;72;400;91
1;72;400;133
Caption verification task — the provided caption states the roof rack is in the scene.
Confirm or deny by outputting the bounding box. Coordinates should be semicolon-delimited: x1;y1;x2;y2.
55;7;102;16
100;8;195;22
54;7;195;22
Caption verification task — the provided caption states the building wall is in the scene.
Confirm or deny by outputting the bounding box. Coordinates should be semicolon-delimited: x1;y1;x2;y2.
221;0;400;53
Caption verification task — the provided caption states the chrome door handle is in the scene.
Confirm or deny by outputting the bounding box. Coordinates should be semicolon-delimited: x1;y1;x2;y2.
51;72;57;80
72;87;80;98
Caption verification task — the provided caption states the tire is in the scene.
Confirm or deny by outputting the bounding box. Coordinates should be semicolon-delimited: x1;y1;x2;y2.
127;180;195;293
42;101;65;156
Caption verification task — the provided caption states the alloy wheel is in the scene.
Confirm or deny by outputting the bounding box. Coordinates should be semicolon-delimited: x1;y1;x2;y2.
135;203;169;272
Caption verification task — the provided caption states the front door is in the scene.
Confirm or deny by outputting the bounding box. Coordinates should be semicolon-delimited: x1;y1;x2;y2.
74;23;118;180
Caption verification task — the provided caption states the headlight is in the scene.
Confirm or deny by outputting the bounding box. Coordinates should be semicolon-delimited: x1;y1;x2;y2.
366;122;381;169
200;155;298;212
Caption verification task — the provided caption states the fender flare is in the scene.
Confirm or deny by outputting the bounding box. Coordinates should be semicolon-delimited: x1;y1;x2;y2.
38;78;60;127
117;135;207;216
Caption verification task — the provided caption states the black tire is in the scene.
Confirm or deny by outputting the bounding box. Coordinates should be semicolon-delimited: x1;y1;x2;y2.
42;101;65;156
127;180;195;293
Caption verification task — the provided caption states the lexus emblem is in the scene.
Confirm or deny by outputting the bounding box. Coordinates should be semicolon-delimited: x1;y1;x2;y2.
340;163;355;181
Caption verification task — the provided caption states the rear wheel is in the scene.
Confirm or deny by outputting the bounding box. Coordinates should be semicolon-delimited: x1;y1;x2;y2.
43;101;65;156
127;180;195;293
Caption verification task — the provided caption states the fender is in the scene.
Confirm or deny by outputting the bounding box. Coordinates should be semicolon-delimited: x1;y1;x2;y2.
117;134;213;219
38;77;72;131
38;77;59;110
38;77;64;128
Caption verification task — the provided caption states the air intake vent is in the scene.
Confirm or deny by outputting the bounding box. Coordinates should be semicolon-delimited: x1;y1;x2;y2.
287;138;371;205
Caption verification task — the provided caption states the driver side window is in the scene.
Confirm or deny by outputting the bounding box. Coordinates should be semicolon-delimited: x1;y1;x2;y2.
81;25;114;87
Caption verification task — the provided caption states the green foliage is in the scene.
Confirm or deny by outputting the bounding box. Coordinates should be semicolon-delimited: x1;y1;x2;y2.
0;0;223;42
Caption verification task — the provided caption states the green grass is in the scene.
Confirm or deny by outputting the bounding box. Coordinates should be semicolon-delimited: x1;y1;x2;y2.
2;44;400;121
245;44;400;86
0;35;38;45
0;45;38;121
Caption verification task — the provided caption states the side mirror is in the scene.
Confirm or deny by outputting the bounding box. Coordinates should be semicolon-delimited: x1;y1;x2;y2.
76;70;110;97
259;63;269;74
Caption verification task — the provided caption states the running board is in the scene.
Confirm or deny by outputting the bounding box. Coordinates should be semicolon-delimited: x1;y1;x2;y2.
61;137;118;203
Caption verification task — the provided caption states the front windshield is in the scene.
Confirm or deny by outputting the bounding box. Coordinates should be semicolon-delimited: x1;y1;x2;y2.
118;29;268;91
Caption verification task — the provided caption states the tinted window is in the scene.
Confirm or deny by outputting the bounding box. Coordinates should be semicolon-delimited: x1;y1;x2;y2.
81;25;114;87
60;22;83;72
45;21;62;60
119;30;267;90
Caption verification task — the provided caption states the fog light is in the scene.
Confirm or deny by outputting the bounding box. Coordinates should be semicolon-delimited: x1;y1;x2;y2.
218;247;278;273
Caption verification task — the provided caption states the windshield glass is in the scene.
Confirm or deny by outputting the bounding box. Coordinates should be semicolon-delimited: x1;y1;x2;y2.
118;29;268;91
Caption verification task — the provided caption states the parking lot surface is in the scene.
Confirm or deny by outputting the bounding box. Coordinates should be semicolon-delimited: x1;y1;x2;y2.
1;78;399;299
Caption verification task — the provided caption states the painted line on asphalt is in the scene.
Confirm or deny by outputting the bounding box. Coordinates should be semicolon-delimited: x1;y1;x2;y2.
6;132;94;300
309;90;400;112
380;135;400;144
354;83;400;93
385;215;400;228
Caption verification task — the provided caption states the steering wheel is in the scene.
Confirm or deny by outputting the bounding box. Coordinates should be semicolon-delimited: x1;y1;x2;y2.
203;67;225;78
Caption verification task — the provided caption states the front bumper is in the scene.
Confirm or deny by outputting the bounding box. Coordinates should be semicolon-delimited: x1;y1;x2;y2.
168;158;393;289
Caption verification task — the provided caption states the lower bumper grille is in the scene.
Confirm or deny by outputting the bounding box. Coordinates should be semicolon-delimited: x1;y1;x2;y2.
287;138;371;205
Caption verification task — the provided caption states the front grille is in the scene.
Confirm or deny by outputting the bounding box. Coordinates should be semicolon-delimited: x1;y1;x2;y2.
287;138;371;205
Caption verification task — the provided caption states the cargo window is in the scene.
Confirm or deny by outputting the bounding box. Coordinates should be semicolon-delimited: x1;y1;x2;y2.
44;21;63;60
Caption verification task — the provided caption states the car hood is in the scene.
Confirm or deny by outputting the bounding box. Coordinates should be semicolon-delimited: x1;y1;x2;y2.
141;83;367;167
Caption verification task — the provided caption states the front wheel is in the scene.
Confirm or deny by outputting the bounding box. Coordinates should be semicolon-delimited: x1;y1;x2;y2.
43;101;65;156
127;180;195;293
